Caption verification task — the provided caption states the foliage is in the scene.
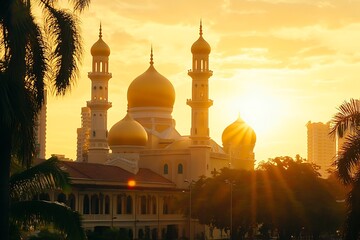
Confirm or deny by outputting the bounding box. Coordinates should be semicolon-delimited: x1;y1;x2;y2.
330;98;360;240
187;157;345;240
0;1;90;239
27;229;66;240
9;157;86;240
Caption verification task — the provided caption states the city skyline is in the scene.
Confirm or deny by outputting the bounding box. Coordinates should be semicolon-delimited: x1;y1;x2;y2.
46;0;360;162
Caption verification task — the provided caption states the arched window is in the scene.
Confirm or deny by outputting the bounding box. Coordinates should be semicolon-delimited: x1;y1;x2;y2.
83;194;90;214
126;195;133;214
68;193;76;210
117;194;123;214
99;193;104;214
164;164;168;175
91;194;99;214
163;197;168;214
57;193;66;203
177;164;183;174
104;195;110;214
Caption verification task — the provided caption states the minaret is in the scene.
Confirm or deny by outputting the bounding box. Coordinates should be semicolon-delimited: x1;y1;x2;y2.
187;21;213;146
87;24;112;163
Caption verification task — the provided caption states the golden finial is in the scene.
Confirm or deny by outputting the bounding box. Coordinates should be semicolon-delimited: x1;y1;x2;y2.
99;22;102;38
200;19;203;36
150;45;154;65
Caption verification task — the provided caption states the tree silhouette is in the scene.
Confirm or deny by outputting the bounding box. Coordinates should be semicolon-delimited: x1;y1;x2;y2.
188;157;343;240
0;1;90;239
330;98;360;240
10;157;86;240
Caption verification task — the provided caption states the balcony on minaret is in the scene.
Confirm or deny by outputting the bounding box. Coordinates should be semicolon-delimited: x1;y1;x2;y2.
88;71;112;80
188;69;213;78
87;100;112;110
186;99;213;108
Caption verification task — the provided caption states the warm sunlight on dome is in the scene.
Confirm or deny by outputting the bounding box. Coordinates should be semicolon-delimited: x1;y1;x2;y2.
229;86;287;136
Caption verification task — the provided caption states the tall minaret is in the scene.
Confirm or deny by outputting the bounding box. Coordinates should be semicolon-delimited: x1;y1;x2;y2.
187;21;213;146
87;24;112;163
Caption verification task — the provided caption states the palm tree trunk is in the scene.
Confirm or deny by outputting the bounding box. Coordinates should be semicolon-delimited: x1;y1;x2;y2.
0;132;12;240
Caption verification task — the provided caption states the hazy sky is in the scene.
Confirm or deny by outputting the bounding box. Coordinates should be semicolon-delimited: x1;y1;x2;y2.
46;0;360;163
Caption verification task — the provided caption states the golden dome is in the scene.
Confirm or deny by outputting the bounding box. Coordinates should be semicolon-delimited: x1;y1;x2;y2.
191;22;211;54
127;50;175;108
90;25;110;56
108;113;148;146
222;116;256;147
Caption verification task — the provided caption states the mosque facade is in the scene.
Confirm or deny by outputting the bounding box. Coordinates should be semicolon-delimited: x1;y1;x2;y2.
64;23;256;239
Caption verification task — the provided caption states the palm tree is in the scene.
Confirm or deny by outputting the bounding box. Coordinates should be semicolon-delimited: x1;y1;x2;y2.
330;98;360;240
0;1;90;239
10;157;86;240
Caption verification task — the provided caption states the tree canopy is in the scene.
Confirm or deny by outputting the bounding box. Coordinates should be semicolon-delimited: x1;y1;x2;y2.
0;1;90;239
186;157;345;240
10;157;86;240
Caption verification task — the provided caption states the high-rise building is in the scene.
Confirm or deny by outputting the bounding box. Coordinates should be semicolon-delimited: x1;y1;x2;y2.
76;107;91;162
35;90;47;159
306;121;336;177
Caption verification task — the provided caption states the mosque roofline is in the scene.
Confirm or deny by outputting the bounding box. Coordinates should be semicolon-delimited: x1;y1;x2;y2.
60;161;175;188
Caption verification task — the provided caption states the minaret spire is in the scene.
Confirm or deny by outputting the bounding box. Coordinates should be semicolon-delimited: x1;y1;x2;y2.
86;26;112;163
150;45;154;65
187;22;213;146
99;22;102;38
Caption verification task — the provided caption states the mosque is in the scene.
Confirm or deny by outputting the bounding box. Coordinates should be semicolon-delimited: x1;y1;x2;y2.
60;23;256;240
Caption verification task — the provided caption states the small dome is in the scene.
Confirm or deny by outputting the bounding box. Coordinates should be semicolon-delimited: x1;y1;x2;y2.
191;23;211;54
222;116;256;148
127;52;175;109
191;36;211;54
108;114;148;146
91;38;110;56
90;26;110;56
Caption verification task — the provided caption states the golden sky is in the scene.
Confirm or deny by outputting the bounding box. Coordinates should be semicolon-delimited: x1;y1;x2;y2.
46;0;360;163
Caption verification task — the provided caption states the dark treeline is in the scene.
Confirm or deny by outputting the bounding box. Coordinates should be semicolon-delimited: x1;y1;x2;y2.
183;156;348;240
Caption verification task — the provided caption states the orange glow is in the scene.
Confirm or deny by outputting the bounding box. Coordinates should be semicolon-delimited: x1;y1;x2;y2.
45;1;360;163
128;179;136;187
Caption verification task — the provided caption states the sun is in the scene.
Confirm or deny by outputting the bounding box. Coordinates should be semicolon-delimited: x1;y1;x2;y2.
228;87;288;136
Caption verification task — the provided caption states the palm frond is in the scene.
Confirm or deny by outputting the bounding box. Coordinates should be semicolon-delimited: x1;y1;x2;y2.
334;131;360;185
4;2;40;167
69;0;91;12
10;157;71;201
11;200;86;240
25;13;47;108
43;5;82;95
330;99;360;138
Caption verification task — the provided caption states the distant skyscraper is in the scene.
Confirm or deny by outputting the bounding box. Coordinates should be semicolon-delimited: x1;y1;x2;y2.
76;107;91;162
35;91;47;159
306;121;336;177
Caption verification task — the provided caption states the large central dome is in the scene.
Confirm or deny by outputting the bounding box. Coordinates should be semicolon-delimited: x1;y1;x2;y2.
127;52;175;109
